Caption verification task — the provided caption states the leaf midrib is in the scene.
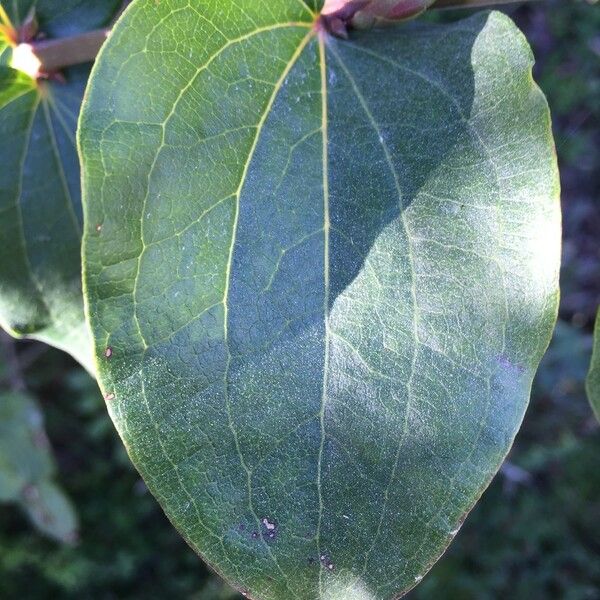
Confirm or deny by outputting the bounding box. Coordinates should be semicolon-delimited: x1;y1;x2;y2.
123;19;320;598
130;21;315;353
316;32;330;598
221;29;317;596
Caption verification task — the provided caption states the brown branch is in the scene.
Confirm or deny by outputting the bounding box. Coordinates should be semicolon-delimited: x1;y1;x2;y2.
21;0;131;77
432;0;536;8
321;0;539;35
25;0;539;74
31;29;109;73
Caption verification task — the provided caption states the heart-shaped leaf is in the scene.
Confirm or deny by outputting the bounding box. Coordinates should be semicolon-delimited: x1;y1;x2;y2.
80;1;560;598
0;0;120;372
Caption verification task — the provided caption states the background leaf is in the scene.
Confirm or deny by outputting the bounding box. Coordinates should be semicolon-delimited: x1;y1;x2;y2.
0;389;78;544
80;2;560;598
20;480;78;545
0;390;53;502
0;0;120;372
586;310;600;422
1;0;121;39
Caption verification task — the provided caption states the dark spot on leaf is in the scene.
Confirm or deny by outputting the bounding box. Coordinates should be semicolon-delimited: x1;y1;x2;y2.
261;516;278;540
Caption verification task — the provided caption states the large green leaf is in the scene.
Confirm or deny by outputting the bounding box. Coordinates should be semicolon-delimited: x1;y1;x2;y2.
80;2;560;598
586;310;600;422
0;0;120;372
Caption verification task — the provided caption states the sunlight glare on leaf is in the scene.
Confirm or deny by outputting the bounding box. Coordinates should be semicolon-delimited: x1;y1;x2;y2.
322;576;377;600
10;43;41;78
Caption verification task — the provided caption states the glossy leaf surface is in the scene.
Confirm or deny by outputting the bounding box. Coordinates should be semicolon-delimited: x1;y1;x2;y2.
0;0;120;371
80;2;560;598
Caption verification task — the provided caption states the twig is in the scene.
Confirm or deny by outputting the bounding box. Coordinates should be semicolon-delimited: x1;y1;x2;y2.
30;29;109;73
433;0;535;8
15;0;132;77
322;0;540;36
18;343;49;372
0;330;26;392
24;0;540;74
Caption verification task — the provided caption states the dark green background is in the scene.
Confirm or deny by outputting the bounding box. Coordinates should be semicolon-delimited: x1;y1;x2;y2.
1;0;598;598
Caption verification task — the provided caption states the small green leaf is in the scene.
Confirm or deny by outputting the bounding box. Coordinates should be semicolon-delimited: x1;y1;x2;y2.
586;310;600;422
19;480;79;545
0;1;120;372
0;390;79;544
0;391;54;501
80;2;560;598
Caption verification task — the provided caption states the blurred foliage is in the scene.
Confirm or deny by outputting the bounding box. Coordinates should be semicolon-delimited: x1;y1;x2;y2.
587;313;600;422
529;0;600;326
0;343;78;547
0;354;237;599
0;1;599;599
